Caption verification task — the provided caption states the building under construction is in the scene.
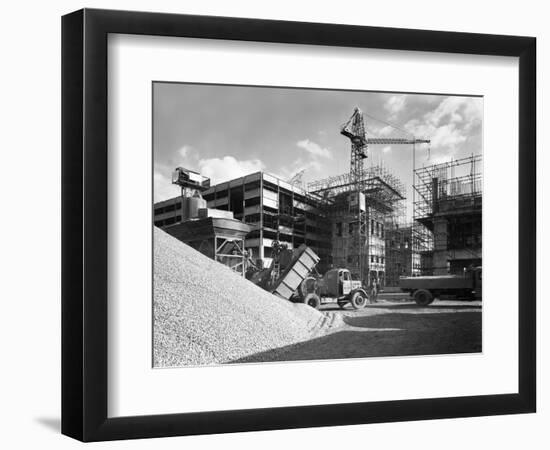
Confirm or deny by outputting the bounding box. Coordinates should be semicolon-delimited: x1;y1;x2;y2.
154;167;253;276
154;163;409;287
199;171;333;271
307;164;406;286
413;154;482;275
384;223;421;286
155;108;450;286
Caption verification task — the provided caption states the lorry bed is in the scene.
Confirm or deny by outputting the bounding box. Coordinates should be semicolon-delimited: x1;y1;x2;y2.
399;274;473;290
271;245;320;300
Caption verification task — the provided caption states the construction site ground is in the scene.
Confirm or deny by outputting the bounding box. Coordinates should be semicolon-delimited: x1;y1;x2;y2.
231;299;482;364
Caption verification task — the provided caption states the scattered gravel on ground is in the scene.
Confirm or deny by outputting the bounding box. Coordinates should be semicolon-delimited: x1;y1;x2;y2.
153;227;337;367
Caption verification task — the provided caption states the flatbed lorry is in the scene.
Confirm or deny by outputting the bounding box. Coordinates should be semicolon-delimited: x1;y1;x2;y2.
399;266;482;306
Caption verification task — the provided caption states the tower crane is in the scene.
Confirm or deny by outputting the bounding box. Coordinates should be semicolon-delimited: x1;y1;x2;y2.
340;107;369;283
341;107;368;193
340;106;430;285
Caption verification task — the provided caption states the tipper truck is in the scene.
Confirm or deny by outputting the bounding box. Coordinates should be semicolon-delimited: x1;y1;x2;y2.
247;241;370;309
300;268;369;310
399;266;482;306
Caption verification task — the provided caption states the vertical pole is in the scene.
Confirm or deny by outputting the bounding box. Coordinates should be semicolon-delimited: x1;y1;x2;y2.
180;186;184;224
259;174;264;261
413;141;416;222
227;184;231;213
291;189;295;249
412;141;416;273
242;180;245;223
276;181;280;243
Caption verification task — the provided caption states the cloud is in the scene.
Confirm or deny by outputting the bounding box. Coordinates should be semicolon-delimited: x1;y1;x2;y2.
292;159;322;174
430;124;468;148
296;139;332;159
174;144;200;167
404;97;482;157
427;97;471;126
198;156;264;184
277;155;325;184
377;125;394;136
286;138;335;183
156;144;265;193
154;150;264;199
384;95;407;119
178;145;192;158
154;170;180;202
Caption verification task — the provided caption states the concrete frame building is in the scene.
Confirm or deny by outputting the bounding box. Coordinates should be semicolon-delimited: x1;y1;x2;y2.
154;166;418;286
307;165;407;286
413;155;482;275
201;171;333;270
384;224;422;286
154;172;335;273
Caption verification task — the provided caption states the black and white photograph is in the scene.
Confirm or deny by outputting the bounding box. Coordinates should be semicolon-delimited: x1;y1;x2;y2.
152;83;483;367
0;0;543;446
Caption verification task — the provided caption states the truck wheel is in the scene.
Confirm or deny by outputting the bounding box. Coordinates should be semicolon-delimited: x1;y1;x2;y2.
303;293;321;310
414;289;434;306
350;291;367;309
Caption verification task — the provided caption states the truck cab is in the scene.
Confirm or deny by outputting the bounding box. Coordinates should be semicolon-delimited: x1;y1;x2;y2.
320;268;361;297
301;268;367;310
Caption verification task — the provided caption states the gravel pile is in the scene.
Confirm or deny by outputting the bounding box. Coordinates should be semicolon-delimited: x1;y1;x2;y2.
153;227;334;367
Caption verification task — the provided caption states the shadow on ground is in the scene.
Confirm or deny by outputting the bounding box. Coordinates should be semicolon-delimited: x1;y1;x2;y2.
322;303;482;312
229;308;481;364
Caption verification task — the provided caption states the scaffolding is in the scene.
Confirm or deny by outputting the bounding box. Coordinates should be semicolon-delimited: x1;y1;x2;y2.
307;164;406;286
384;222;419;286
308;165;405;204
413;154;482;275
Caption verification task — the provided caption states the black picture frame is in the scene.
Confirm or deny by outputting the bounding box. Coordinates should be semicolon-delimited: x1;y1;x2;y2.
61;8;536;442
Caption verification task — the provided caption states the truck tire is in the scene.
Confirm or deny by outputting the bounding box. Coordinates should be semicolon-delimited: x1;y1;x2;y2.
303;293;321;310
414;289;434;306
350;291;367;309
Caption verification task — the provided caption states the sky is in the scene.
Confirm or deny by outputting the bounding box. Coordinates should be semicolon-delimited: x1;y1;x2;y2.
153;82;483;218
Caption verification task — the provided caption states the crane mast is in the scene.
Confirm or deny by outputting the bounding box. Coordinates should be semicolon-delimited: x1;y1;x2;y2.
341;107;368;193
340;107;431;287
340;107;369;283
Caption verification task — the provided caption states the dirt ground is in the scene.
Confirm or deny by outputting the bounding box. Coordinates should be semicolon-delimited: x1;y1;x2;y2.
231;299;482;363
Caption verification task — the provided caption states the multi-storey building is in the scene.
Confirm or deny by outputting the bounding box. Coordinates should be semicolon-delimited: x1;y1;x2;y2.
154;167;409;286
384;224;422;285
413;155;482;275
201;171;333;271
154;171;332;270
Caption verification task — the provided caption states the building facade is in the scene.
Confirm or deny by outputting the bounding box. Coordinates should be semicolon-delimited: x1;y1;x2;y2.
201;172;332;270
154;168;411;286
384;224;422;286
413;155;482;275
